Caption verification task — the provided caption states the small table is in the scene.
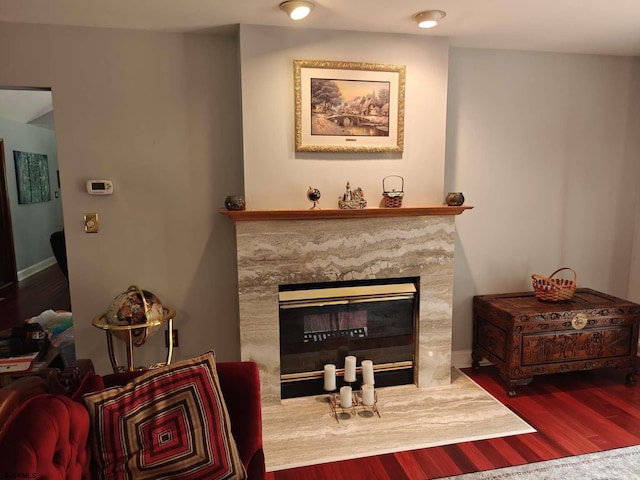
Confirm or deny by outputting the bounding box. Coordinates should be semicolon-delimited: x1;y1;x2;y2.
472;288;640;396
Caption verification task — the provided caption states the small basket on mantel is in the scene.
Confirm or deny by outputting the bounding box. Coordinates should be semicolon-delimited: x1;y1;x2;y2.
382;175;404;208
531;267;577;302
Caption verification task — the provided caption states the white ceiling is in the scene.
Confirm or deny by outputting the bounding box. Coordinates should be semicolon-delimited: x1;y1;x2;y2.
0;0;639;57
0;89;53;129
0;0;639;127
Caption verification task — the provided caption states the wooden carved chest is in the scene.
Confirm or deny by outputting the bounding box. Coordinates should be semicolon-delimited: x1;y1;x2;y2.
472;288;640;396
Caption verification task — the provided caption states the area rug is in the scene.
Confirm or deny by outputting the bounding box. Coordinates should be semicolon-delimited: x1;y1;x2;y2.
262;368;535;471
436;445;640;479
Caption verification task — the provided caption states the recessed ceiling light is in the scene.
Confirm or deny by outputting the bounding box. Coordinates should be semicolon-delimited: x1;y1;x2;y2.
279;1;315;21
413;10;446;29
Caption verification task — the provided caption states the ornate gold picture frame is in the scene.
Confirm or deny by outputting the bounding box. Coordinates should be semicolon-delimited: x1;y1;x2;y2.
294;60;406;153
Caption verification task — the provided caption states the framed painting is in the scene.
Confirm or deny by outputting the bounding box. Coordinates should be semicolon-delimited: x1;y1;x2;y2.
13;151;51;204
294;60;406;153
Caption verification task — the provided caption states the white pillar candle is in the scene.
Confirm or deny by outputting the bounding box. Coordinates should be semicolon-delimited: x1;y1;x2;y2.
361;360;375;385
362;384;375;406
340;386;352;408
344;355;357;383
323;364;336;391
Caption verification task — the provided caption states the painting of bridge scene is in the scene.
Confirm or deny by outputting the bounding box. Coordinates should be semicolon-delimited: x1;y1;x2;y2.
310;78;390;137
294;60;405;153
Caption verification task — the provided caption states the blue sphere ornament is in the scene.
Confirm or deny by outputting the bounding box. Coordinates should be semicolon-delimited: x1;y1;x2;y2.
307;187;321;210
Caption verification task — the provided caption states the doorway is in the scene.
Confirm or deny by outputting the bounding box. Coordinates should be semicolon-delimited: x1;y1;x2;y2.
0;138;17;293
0;88;66;296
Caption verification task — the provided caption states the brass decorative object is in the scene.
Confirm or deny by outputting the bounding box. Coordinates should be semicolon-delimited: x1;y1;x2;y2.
93;306;176;372
327;389;381;423
572;313;588;330
93;285;177;372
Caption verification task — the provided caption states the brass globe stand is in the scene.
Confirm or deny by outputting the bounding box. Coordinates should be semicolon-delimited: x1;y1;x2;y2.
92;306;176;372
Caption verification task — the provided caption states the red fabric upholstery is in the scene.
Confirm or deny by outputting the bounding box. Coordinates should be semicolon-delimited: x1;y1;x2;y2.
0;390;19;431
0;394;92;479
217;362;265;480
70;372;105;401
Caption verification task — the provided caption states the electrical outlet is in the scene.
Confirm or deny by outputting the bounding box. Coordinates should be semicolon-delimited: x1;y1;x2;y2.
84;213;99;233
165;329;179;348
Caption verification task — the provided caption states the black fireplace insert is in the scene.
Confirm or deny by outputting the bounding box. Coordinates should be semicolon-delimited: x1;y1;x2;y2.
279;277;418;398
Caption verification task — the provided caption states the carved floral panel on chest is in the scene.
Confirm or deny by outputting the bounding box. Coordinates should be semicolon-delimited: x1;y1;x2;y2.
472;288;640;396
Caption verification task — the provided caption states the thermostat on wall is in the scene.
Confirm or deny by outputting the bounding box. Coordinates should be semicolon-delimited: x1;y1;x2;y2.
86;180;114;195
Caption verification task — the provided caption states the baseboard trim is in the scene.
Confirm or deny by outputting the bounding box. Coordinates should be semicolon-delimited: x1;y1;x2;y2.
452;349;492;369
18;256;57;281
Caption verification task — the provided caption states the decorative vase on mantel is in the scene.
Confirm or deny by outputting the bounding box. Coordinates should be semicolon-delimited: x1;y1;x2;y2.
224;195;246;211
445;192;465;206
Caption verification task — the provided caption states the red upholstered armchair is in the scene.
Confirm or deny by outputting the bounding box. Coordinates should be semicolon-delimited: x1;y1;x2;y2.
0;395;92;478
0;360;265;480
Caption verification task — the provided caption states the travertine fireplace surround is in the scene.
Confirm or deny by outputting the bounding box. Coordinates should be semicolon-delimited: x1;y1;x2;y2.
223;207;471;405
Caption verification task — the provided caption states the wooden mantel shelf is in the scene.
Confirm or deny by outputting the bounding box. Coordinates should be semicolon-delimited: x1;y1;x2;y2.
220;205;473;221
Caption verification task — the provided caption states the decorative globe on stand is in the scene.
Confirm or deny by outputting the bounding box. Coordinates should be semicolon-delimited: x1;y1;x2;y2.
104;285;164;346
93;285;176;372
307;186;321;210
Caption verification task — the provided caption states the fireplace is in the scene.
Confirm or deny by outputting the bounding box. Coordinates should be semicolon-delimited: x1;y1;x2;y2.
224;210;466;406
279;278;418;398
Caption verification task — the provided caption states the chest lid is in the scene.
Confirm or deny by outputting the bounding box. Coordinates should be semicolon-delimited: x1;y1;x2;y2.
478;288;640;317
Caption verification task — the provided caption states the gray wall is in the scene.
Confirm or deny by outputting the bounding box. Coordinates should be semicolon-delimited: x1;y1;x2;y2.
624;59;640;303
0;115;63;273
239;25;450;209
0;22;244;374
445;49;640;362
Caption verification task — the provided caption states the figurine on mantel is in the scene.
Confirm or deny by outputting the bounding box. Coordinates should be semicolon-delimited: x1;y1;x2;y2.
338;181;367;209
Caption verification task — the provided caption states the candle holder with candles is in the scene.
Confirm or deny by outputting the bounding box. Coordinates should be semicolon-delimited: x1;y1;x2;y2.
323;357;381;423
326;386;380;423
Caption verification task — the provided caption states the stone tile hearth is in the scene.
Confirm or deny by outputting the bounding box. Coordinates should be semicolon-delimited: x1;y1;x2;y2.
261;368;535;471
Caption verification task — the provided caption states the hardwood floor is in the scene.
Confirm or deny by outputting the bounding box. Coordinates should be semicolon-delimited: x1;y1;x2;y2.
0;265;70;331
266;364;640;479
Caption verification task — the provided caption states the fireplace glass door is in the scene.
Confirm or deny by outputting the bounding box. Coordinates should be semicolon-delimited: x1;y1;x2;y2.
279;280;417;398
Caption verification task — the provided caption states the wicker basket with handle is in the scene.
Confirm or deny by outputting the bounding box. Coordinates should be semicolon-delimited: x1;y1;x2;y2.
382;175;404;208
531;267;577;302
